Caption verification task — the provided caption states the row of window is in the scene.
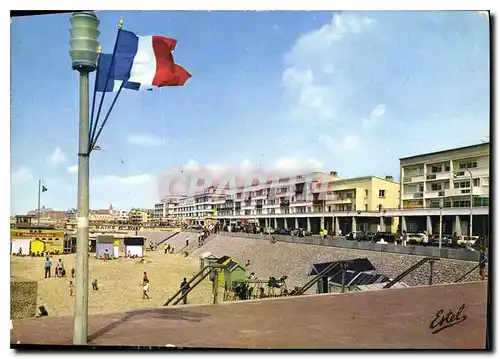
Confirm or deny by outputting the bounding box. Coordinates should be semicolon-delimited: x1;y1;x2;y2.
407;160;481;176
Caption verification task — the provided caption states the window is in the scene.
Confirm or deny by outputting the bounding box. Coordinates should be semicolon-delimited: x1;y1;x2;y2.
307;207;312;212
459;161;478;169
431;183;442;191
431;166;442;173
454;181;470;189
444;164;450;172
453;200;471;208
364;190;369;197
483;177;489;186
473;178;480;187
327;206;332;212
378;190;386;198
419;185;424;192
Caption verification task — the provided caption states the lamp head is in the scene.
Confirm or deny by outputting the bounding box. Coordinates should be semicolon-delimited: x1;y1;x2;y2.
69;11;100;73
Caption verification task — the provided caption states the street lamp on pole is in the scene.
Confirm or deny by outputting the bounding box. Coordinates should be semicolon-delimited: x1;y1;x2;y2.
452;169;474;239
438;199;443;255
69;11;100;345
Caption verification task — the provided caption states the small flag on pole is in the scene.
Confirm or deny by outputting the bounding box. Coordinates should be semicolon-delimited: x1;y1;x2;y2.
42;185;48;192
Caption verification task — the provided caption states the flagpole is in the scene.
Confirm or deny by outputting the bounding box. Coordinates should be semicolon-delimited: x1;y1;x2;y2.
89;18;124;152
37;180;41;225
90;81;125;150
88;46;102;151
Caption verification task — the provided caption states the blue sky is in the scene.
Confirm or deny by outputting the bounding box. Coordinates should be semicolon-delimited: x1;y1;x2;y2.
11;11;490;214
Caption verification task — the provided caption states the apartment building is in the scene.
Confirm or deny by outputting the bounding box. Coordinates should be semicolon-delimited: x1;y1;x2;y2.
128;208;150;224
212;173;399;218
153;203;166;219
171;187;228;219
400;143;490;209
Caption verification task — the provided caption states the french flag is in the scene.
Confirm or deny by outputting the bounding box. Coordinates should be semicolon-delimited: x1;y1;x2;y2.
97;29;191;92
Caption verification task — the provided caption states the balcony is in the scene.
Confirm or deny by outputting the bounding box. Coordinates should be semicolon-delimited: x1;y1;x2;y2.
425;191;446;199
263;203;280;208
327;197;354;204
401;192;423;200
425;172;452;181
445;188;473;197
290;199;312;207
402;175;425;183
452;166;489;178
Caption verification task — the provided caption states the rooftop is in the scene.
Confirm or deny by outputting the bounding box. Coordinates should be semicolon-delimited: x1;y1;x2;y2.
399;142;490;161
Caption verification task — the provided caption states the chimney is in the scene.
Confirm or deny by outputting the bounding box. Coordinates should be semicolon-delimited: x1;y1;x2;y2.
385;175;394;181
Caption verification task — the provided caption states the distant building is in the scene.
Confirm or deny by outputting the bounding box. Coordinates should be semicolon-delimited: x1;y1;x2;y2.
400;142;490;209
128;209;149;224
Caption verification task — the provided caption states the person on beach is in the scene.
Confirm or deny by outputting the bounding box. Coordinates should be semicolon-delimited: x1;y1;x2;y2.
143;278;150;299
180;278;190;304
44;257;52;279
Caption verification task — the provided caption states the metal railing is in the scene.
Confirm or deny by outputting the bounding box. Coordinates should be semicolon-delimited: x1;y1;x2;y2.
171;270;211;306
153;231;181;247
454;258;487;283
383;257;440;289
163;266;210;306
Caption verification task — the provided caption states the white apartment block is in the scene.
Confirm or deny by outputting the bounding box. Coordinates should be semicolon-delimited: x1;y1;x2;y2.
400;142;490;209
164;171;400;218
153;203;166;219
171;187;227;219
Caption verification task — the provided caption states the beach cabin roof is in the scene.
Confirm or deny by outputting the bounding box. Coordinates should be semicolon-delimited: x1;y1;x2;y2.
225;260;245;272
308;258;375;277
216;255;231;264
97;235;114;244
328;272;390;286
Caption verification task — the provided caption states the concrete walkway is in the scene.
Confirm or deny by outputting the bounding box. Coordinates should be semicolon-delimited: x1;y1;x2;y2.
11;281;487;349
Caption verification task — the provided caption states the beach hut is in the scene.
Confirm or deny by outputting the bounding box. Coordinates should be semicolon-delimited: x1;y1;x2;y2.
113;239;120;258
215;256;246;290
96;235;114;258
30;238;46;256
223;260;246;289
11;239;30;256
199;252;218;271
124;236;145;257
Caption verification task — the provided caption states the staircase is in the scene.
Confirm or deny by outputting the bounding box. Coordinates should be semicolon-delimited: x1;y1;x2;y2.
182;233;216;255
154;230;181;247
163;265;211;306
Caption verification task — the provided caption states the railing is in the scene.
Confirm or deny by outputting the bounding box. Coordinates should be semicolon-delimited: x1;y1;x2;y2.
383;257;440;289
154;231;181;246
454;258;487;283
164;265;211;306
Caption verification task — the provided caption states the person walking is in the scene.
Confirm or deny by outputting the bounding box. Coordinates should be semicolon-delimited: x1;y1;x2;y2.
143;278;150;299
402;230;408;246
479;248;487;281
180;277;190;305
56;259;65;278
44;257;52;279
